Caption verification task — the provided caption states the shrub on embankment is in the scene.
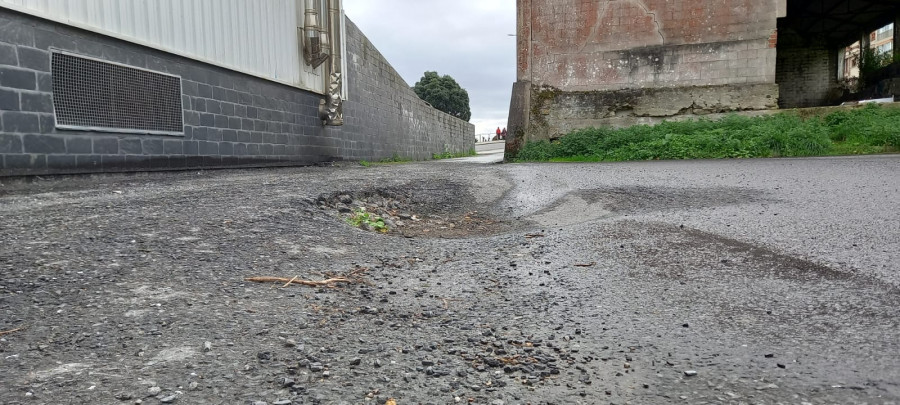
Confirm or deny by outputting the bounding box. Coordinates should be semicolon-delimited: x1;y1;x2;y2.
514;104;900;162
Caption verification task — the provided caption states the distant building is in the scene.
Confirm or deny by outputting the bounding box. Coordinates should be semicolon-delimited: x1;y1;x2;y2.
874;24;896;58
840;23;894;80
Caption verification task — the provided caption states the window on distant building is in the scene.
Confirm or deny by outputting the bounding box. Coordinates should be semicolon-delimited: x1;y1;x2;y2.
876;23;894;42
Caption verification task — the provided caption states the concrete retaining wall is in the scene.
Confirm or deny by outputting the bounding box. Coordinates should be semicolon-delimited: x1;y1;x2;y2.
508;0;781;155
336;20;474;162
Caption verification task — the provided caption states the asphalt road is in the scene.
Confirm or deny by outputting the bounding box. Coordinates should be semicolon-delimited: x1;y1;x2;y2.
0;155;897;404
474;142;506;156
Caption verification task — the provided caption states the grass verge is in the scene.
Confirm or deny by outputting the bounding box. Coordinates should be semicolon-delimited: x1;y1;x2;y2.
432;148;477;160
514;104;900;162
378;155;413;164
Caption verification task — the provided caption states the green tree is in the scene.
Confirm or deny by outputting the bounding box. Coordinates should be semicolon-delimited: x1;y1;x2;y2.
412;71;471;121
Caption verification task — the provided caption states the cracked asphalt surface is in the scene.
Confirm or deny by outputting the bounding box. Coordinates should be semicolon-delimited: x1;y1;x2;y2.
0;155;898;405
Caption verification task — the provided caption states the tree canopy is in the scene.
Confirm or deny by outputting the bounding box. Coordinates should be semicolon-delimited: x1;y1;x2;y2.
412;71;471;122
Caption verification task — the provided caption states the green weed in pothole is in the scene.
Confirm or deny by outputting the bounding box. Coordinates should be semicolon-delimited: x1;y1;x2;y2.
346;207;389;233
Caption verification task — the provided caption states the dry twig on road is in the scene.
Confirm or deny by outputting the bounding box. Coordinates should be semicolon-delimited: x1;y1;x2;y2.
282;276;299;288
246;276;353;287
0;326;24;337
246;267;369;288
573;262;597;267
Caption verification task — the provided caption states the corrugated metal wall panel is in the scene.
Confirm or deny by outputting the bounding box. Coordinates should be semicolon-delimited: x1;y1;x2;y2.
0;0;325;93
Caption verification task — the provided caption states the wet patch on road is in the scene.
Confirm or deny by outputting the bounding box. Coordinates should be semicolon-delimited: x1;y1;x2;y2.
592;220;900;342
578;186;773;213
614;222;852;283
525;186;774;227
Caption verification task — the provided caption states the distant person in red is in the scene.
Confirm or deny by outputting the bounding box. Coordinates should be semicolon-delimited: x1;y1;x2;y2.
495;127;502;141
501;127;508;140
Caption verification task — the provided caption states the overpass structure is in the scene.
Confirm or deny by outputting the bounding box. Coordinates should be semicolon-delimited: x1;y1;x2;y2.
507;0;900;155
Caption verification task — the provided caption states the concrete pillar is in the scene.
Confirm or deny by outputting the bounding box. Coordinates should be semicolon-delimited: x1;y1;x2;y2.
776;0;787;18
861;29;871;56
894;16;899;62
516;0;532;82
508;0;534;159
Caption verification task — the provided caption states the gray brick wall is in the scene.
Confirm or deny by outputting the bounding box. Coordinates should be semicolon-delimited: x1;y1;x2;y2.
0;8;474;176
775;28;839;108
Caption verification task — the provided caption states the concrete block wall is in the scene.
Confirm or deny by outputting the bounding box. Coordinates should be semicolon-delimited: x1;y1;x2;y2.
0;8;473;176
775;28;840;108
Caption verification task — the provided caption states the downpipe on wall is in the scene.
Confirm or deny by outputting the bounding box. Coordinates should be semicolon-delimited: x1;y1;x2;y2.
301;0;343;126
321;0;343;126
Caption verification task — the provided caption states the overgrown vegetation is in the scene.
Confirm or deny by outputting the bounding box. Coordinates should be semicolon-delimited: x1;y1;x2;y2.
432;148;477;160
858;47;897;90
346;207;388;233
514;104;900;162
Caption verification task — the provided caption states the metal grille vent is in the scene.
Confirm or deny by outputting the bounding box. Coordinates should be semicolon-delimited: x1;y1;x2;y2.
51;52;183;135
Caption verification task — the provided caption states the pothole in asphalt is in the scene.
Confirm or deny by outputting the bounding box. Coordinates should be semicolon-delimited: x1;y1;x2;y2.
314;181;513;238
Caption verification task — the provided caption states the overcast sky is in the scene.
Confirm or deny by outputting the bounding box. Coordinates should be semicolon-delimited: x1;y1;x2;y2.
342;0;517;136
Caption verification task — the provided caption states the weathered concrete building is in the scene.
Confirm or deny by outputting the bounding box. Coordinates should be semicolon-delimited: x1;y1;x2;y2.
508;0;900;155
0;1;474;176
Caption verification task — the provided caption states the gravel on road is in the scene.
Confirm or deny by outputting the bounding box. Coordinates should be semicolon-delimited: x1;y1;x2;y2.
0;156;898;405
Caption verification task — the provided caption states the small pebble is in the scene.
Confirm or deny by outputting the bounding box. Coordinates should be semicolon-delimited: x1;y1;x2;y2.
684;370;698;376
